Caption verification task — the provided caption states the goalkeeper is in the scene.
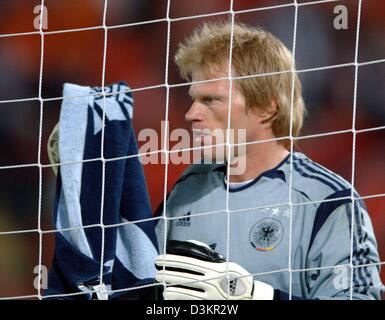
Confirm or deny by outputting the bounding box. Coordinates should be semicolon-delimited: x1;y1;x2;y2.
48;21;383;300
153;21;384;300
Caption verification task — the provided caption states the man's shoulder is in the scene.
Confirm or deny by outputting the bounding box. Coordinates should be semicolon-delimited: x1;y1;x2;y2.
290;152;353;202
163;164;224;212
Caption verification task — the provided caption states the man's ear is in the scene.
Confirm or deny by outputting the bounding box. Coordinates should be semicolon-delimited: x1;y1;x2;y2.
257;100;279;125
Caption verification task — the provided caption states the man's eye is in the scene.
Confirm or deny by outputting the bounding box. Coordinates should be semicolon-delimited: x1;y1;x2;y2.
202;97;215;104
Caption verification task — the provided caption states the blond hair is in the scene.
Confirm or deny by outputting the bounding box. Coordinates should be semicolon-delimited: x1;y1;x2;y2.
174;21;305;148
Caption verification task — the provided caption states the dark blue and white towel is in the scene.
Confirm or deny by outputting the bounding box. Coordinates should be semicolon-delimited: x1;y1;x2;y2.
45;82;158;299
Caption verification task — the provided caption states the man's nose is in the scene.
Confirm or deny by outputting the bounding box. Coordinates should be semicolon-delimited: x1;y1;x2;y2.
184;102;201;123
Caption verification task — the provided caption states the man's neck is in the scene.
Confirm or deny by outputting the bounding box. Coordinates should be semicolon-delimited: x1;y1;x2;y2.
228;141;289;183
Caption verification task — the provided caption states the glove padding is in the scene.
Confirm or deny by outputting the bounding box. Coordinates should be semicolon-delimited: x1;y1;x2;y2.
155;240;274;300
47;122;59;175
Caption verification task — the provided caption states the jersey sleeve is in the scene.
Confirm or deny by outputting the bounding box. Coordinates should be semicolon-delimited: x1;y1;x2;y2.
304;193;384;300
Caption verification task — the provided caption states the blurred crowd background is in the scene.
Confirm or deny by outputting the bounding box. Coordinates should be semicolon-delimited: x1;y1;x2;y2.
0;0;384;298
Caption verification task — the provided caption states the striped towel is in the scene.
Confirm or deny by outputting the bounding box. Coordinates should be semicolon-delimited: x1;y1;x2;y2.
45;82;158;299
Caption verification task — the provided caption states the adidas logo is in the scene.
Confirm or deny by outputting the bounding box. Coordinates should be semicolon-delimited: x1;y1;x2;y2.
176;212;191;227
229;278;239;296
219;276;245;297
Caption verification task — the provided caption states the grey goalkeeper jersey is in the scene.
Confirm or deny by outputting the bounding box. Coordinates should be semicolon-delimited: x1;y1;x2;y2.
155;152;384;300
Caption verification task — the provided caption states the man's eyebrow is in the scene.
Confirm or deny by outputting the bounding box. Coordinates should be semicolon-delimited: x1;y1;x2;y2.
189;90;223;99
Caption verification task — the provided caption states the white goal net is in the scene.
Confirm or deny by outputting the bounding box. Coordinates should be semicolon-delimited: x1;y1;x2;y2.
0;0;384;300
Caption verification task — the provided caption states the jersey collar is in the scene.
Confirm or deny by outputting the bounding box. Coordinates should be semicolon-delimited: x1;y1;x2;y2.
218;153;290;192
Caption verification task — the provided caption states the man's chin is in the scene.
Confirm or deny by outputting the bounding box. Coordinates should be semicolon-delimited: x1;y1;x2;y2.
200;146;227;164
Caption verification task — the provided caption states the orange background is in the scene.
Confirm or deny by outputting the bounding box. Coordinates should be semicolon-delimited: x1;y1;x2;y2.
0;0;384;298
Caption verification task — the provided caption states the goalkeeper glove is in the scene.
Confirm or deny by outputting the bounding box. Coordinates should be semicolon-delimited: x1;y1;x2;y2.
47;122;59;175
155;240;274;300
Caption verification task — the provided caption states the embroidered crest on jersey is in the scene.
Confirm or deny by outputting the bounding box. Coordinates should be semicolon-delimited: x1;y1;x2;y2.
249;218;284;251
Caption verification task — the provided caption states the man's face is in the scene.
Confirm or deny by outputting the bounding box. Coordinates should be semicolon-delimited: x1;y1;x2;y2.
186;68;262;162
